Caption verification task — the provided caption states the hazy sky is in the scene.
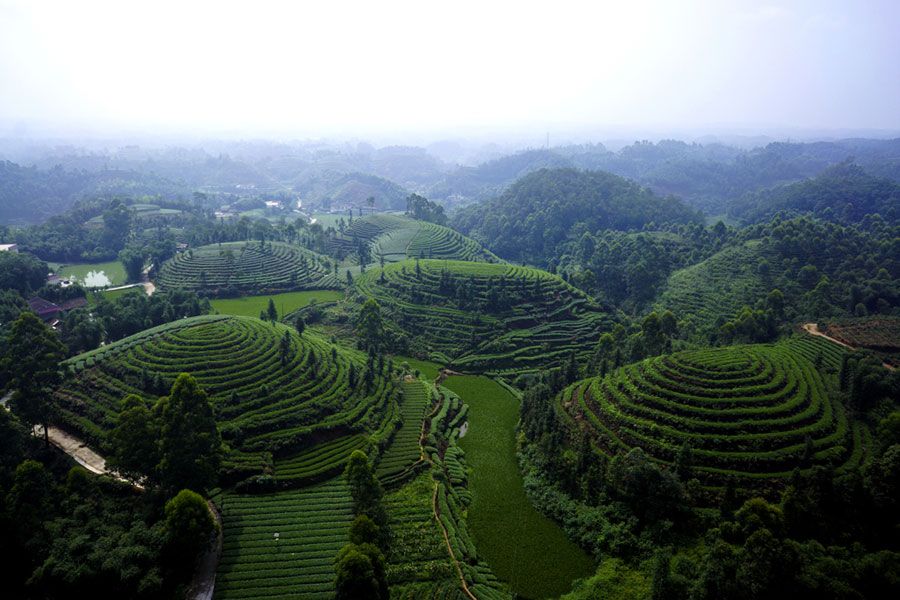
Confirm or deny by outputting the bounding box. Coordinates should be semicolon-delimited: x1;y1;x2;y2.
1;0;898;139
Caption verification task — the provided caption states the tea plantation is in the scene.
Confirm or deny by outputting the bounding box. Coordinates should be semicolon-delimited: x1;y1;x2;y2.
327;214;501;264
213;478;354;599
157;241;332;294
351;259;614;372
53;314;398;483
557;339;866;494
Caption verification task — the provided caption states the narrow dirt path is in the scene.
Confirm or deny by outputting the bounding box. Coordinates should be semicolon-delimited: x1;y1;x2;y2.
142;263;156;296
36;425;114;476
100;263;155;296
187;501;223;600
801;323;855;349
36;423;222;599
801;322;895;371
103;282;146;293
432;481;478;600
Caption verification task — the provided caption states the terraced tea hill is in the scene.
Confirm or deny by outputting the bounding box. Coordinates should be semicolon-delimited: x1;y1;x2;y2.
376;380;432;484
820;317;900;367
53;315;397;482
406;222;502;263
782;333;848;372
328;214;500;264
384;473;463;599
352;259;613;372
656;240;776;330
558;343;864;492
157;241;331;294
214;477;353;599
328;214;414;259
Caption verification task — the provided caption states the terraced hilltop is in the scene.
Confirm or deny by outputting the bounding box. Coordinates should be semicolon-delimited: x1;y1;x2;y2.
351;259;614;372
53;314;397;484
157;241;333;294
327;214;502;264
557;340;865;495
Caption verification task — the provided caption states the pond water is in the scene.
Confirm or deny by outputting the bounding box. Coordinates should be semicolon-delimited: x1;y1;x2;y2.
81;271;112;287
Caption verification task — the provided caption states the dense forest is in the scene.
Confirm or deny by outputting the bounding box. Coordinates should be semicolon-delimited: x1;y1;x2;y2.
1;135;899;600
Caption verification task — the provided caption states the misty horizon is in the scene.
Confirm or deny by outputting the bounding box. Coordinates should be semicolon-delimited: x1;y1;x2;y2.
1;0;899;146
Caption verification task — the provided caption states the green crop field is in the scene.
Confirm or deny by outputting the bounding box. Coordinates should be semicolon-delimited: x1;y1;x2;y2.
394;355;443;381
52;315;397;484
557;340;864;494
59;260;128;287
376;380;431;483
446;375;595;599
406;222;502;263
349;259;614;372
214;477;354;599
157;241;333;294
210;290;344;317
655;240;774;330
384;473;463;598
327;214;502;265
310;213;346;228
88;286;146;304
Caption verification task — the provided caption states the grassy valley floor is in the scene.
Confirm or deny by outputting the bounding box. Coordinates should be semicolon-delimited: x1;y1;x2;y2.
445;375;594;599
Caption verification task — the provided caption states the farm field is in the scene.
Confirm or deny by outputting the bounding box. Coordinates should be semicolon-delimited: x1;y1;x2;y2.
309;213;347;228
349;259;613;372
820;317;900;367
157;241;332;294
446;375;595;599
52;315;396;482
376;380;430;482
557;340;864;495
59;260;128;287
383;472;462;598
394;356;443;381
327;214;501;264
88;286;146;304
210;290;344;317
655;240;773;330
214;477;353;600
86;203;183;225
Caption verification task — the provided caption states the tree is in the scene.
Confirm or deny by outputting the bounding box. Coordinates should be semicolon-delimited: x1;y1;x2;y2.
107;394;160;485
279;330;292;366
348;514;380;546
334;544;386;600
295;316;305;337
0;251;48;295
164;488;216;561
675;440;693;482
101;198;132;251
267;298;278;323
345;450;385;526
651;548;673;600
641;311;665;356
404;193;447;226
156;373;222;493
118;245;144;283
660;310;678;338
59;307;103;355
2;312;67;445
357;298;384;352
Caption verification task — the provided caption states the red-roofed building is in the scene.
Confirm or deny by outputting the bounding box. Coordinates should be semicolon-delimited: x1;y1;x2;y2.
27;296;89;323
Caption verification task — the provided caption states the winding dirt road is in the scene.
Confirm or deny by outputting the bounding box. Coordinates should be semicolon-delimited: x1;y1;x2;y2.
801;322;895;371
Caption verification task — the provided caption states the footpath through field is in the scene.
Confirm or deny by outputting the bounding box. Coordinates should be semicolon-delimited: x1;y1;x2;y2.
101;263;156;296
802;322;895;371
